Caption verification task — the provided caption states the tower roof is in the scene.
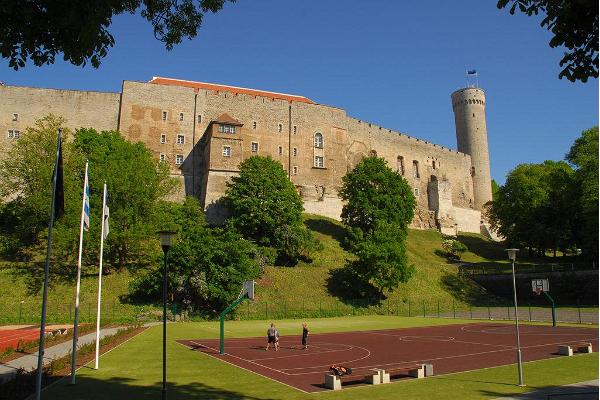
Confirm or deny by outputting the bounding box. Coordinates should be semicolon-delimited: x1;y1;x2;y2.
213;113;243;126
149;76;315;104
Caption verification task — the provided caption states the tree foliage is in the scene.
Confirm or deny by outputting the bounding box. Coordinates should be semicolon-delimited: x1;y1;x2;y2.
0;0;235;70
223;156;303;247
129;200;260;315
340;156;415;236
441;238;468;261
566;126;599;259
489;160;575;256
340;157;416;296
497;0;598;82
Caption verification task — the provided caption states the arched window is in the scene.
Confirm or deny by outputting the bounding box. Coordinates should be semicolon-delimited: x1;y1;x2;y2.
397;156;405;175
314;132;323;148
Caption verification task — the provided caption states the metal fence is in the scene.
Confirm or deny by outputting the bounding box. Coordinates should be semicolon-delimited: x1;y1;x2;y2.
459;262;597;276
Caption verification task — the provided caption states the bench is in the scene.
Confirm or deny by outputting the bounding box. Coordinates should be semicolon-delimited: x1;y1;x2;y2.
324;369;383;390
324;364;433;390
380;364;432;383
558;343;593;356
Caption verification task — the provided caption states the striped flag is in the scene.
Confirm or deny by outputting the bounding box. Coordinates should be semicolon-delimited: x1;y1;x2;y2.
83;168;90;231
102;186;109;239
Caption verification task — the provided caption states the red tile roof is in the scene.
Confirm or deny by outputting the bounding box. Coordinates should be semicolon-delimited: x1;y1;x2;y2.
214;113;243;126
149;76;315;104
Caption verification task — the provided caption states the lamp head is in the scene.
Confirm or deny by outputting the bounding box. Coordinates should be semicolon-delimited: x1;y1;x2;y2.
157;230;177;252
506;248;519;261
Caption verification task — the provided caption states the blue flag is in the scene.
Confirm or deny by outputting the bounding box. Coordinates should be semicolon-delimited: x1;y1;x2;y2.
467;70;477;75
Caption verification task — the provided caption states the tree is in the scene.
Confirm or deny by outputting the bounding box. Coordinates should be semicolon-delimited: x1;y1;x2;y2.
566;127;599;259
497;0;598;82
0;0;235;70
340;156;416;236
129;212;260;315
441;238;468;261
339;157;416;296
223;156;303;247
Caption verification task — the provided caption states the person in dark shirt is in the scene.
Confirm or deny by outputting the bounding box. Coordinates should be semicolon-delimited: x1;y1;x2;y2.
301;322;309;350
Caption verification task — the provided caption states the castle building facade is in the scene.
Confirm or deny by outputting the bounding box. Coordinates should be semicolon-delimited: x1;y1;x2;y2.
0;77;493;234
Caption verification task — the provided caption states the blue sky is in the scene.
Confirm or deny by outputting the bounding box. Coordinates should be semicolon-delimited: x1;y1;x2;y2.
1;1;597;184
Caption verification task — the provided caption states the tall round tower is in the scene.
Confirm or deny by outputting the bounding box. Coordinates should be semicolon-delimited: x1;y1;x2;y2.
451;87;492;210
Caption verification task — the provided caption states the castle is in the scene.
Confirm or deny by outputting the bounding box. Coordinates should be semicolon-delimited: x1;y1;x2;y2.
0;77;493;235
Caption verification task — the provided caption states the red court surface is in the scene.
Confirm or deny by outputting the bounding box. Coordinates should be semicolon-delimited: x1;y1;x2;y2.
178;323;598;393
0;328;40;351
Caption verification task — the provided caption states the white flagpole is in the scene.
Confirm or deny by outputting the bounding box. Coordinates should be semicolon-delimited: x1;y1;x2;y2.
70;160;88;385
94;183;107;369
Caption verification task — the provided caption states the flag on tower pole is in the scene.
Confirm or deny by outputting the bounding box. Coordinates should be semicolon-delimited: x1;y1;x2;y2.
70;161;89;384
35;129;64;400
467;69;477;75
95;183;109;369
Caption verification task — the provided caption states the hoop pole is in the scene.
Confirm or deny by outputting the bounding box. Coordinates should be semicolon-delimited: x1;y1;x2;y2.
543;291;557;327
220;296;246;354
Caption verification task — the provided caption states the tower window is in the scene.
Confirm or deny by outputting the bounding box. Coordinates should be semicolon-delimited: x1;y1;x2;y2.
293;125;297;134
197;115;202;123
278;146;283;156
252;121;257;129
218;125;236;133
251;142;259;153
12;113;18;121
162;111;168;121
160;134;166;144
432;160;436;170
293;166;298;175
179;112;184;121
414;188;420;197
7;129;20;139
176;135;185;145
293;147;298;157
413;160;420;179
314;156;324;168
222;146;231;157
397;156;405;175
159;153;165;162
278;123;282;133
471;166;475;176
175;154;183;165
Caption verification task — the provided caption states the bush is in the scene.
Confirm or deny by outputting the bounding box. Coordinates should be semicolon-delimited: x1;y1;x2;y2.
442;238;468;260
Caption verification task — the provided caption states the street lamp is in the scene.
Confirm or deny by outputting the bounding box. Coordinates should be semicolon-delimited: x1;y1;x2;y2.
158;230;176;400
506;248;525;387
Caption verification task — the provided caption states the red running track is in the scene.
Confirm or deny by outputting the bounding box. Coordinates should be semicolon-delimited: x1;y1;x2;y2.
178;323;598;393
0;328;40;351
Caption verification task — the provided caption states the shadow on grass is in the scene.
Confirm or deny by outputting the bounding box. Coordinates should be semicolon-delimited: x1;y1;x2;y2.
457;234;506;260
41;376;278;400
304;217;347;245
440;271;502;306
326;264;383;307
476;383;599;399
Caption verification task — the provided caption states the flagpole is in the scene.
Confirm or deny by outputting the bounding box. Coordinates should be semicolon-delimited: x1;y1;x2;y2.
35;129;62;400
94;183;107;369
70;160;88;385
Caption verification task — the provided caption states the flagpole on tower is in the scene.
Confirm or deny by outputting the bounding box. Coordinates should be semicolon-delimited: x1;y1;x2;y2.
466;69;478;88
94;182;109;369
70;160;90;384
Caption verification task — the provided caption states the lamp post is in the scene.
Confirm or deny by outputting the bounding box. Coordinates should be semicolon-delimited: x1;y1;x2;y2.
158;230;176;400
506;248;524;387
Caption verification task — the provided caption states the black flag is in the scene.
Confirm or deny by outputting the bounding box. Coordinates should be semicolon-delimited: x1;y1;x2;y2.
52;133;65;222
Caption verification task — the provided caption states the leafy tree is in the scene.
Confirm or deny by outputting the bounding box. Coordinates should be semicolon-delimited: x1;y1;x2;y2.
491;179;500;201
0;0;235;70
339;157;416;296
347;222;414;295
129;216;260;315
273;224;322;266
340;156;415;236
566;127;599;259
223;156;303;247
441;238;468;260
489;160;575;256
497;0;598;82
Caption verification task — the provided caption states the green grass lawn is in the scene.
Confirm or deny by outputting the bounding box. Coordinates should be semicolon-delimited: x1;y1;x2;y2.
42;317;598;400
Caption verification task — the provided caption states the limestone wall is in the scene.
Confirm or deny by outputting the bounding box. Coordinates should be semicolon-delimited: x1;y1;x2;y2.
454;206;481;233
0;85;120;152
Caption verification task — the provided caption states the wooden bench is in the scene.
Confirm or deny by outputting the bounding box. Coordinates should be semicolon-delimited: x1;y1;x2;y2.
324;369;382;390
380;364;428;383
558;342;593;356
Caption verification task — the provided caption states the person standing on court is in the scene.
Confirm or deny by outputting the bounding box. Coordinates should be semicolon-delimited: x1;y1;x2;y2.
266;323;279;351
302;322;309;350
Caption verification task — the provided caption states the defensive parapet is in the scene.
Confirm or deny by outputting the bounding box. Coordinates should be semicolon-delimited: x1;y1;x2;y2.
451;87;492;210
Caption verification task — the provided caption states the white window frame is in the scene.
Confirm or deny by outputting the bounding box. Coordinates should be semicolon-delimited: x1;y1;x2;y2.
7;129;20;139
160;134;166;144
175;154;184;165
159;153;166;162
251;142;259;153
222;146;231;157
314;156;324;168
314;132;324;148
177;134;185;145
218;124;236;133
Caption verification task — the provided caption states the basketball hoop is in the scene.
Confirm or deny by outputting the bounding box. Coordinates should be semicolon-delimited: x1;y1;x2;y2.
535;287;542;296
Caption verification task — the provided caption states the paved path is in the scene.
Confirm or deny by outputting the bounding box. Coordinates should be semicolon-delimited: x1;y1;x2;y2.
0;326;122;383
494;380;598;399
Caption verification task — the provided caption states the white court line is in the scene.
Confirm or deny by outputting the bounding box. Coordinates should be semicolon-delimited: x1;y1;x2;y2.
249;343;354;361
177;341;310;394
461;324;599;336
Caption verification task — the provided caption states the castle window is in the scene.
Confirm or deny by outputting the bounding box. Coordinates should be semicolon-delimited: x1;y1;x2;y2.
197;115;202;123
159;153;165;162
252;121;257;129
472;113;475;118
293;125;297;134
12;113;18;121
278;146;283;156
471;166;475;176
397;156;405;175
278;123;282;133
222;146;231;157
414;188;420;197
251;142;259;153
413;160;420;179
179;112;184;122
218;124;236;133
7;129;20;140
293;147;298;157
160;134;166;144
432;160;436;169
175;154;183;165
293;166;298;175
176;135;185;145
314;132;323;149
430;175;437;182
314;156;324;168
162;111;168;121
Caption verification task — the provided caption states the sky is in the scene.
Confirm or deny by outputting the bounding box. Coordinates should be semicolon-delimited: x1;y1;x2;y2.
1;1;597;184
